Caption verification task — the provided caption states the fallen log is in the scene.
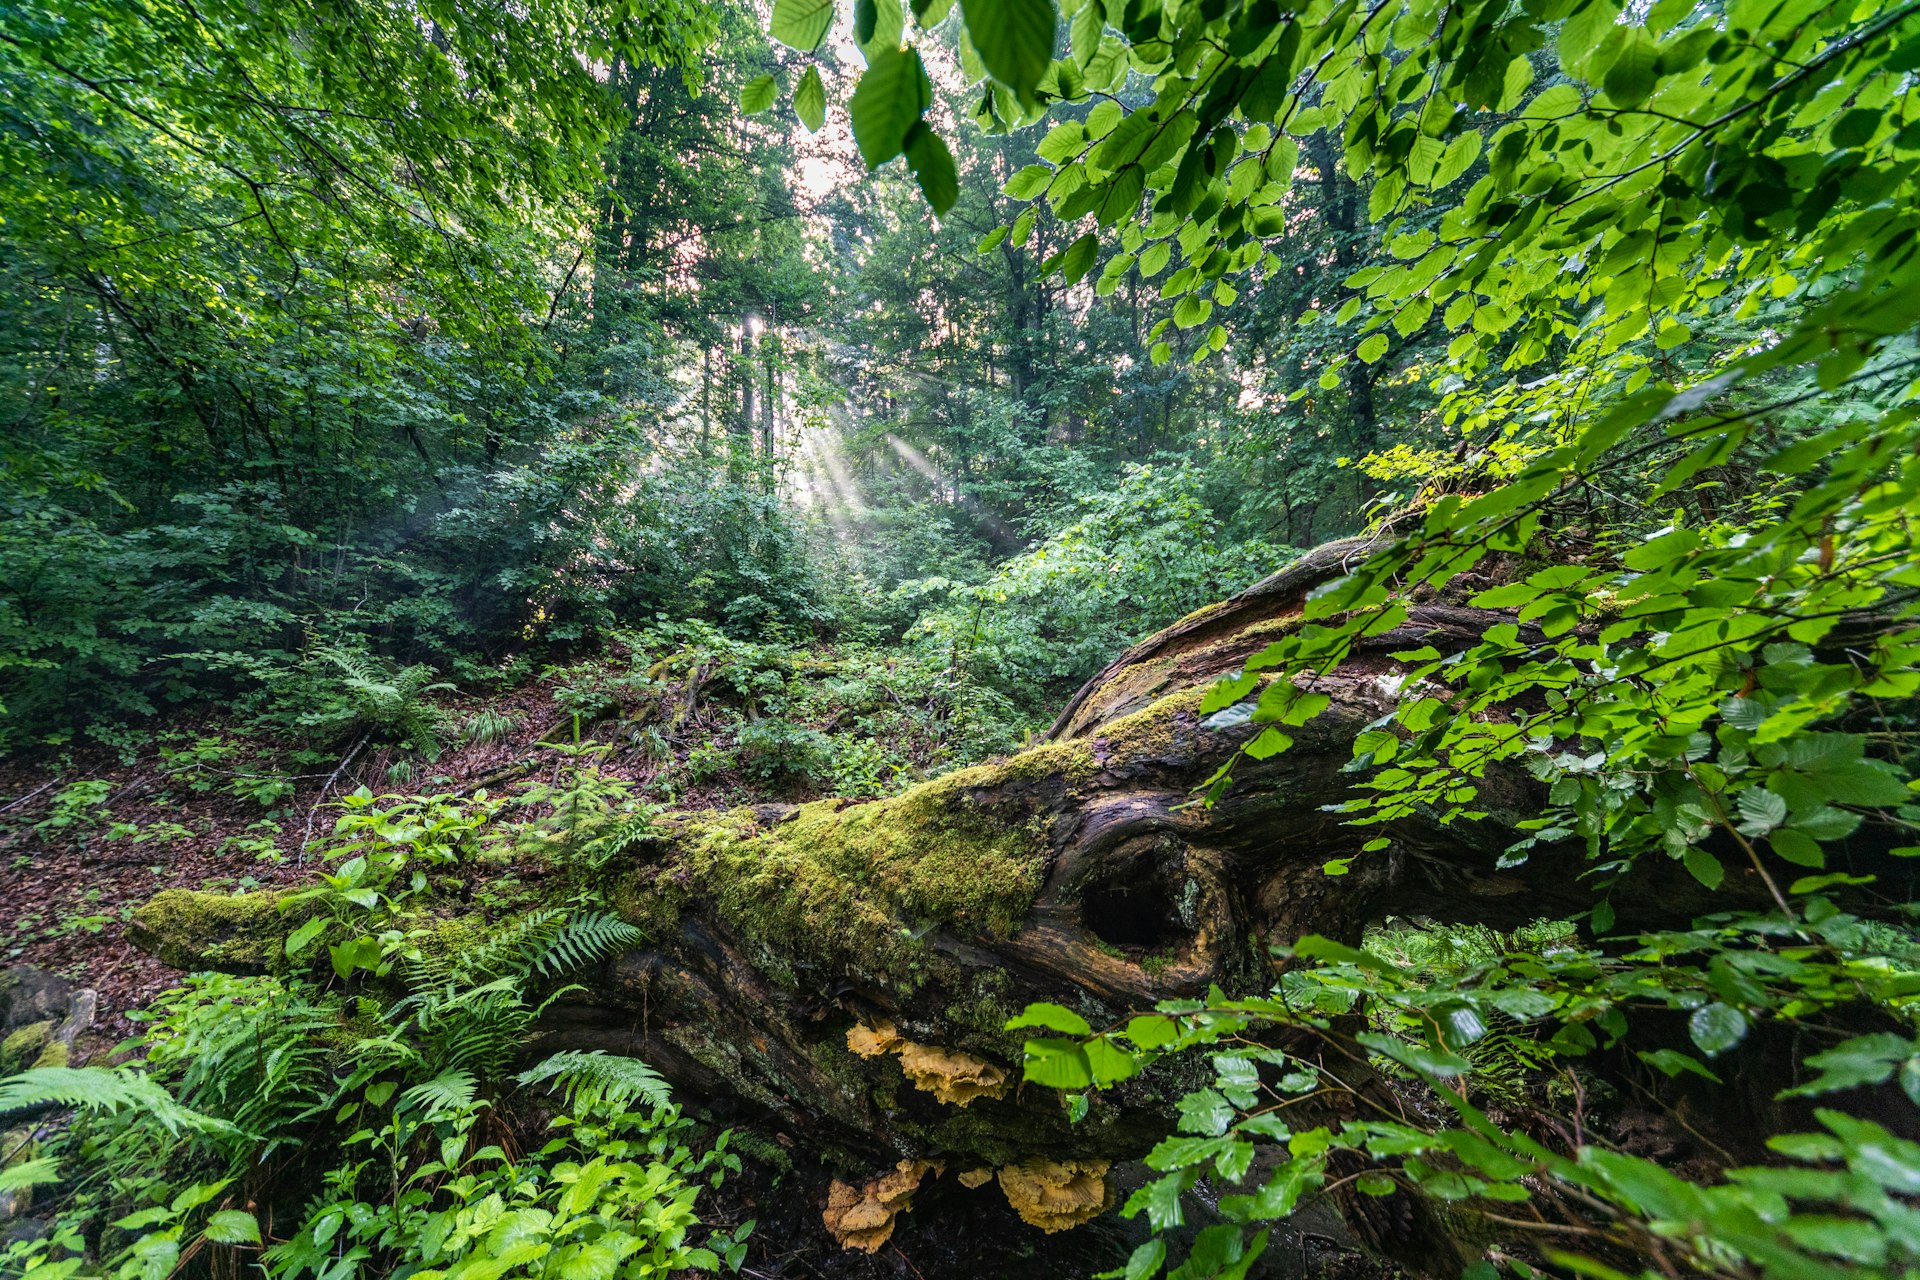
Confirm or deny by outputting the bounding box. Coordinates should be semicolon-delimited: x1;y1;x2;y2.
129;541;1747;1273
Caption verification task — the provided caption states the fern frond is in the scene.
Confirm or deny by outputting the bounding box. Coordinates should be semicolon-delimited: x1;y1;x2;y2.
583;807;664;866
314;642;381;687
530;911;643;979
448;910;640;984
392;913;644;1081
0;1065;157;1113
398;1068;479;1121
448;909;567;984
0;1156;62;1193
513;1051;671;1112
0;1067;238;1139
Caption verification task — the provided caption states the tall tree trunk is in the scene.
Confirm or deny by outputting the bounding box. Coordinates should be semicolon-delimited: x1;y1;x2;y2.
701;344;713;449
762;322;777;488
736;319;755;472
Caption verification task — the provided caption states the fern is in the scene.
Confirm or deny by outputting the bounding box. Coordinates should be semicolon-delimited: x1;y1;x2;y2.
0;1155;61;1193
530;911;643;979
144;976;336;1150
578;805;665;868
398;1068;479;1122
0;1066;238;1139
384;911;644;1084
442;909;641;985
513;1051;671;1112
307;642;452;753
438;908;567;984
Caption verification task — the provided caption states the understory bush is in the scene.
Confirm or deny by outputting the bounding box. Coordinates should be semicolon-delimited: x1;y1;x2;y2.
0;438;825;753
904;463;1291;706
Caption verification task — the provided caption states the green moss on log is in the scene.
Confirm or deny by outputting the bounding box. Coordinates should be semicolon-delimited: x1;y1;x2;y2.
0;1019;54;1073
128;889;294;973
668;758;1057;985
1087;685;1214;761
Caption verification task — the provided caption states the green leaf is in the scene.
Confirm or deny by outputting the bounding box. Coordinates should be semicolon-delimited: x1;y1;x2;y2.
1126;1015;1179;1048
1769;828;1825;868
558;1243;620;1280
171;1180;231;1213
1735;787;1788;835
856;0;906;54
1123;1170;1193;1230
328;935;382;979
1292;935;1402;974
1831;107;1881;148
1682;845;1724;890
1087;1035;1141;1084
1357;333;1389;363
794;66;827;132
771;0;836;51
284;916;327;957
1060;232;1099;284
1008;1002;1093;1036
204;1210;262;1246
1070;0;1103;67
1638;1048;1723;1084
1357;1032;1471;1078
961;0;1057;102
1172;294;1213;329
1147;1135;1230;1171
1603;27;1660;106
905;125;959;215
849;46;931;168
1689;1003;1748;1057
1220;1155;1319;1220
1177;1088;1236;1136
1100;1239;1165;1280
1244;727;1292;759
1004;164;1054;199
1023;1037;1095;1087
741;74;779;114
1782;1034;1915;1097
1432;131;1482;187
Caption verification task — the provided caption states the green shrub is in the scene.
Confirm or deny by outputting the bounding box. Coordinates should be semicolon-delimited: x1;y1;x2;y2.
906;463;1290;706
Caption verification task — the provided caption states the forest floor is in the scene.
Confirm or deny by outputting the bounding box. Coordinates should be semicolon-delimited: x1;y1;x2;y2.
0;637;847;1037
0;639;1405;1280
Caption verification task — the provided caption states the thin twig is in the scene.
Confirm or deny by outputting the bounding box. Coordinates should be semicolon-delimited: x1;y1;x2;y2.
0;780;54;816
300;734;367;862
